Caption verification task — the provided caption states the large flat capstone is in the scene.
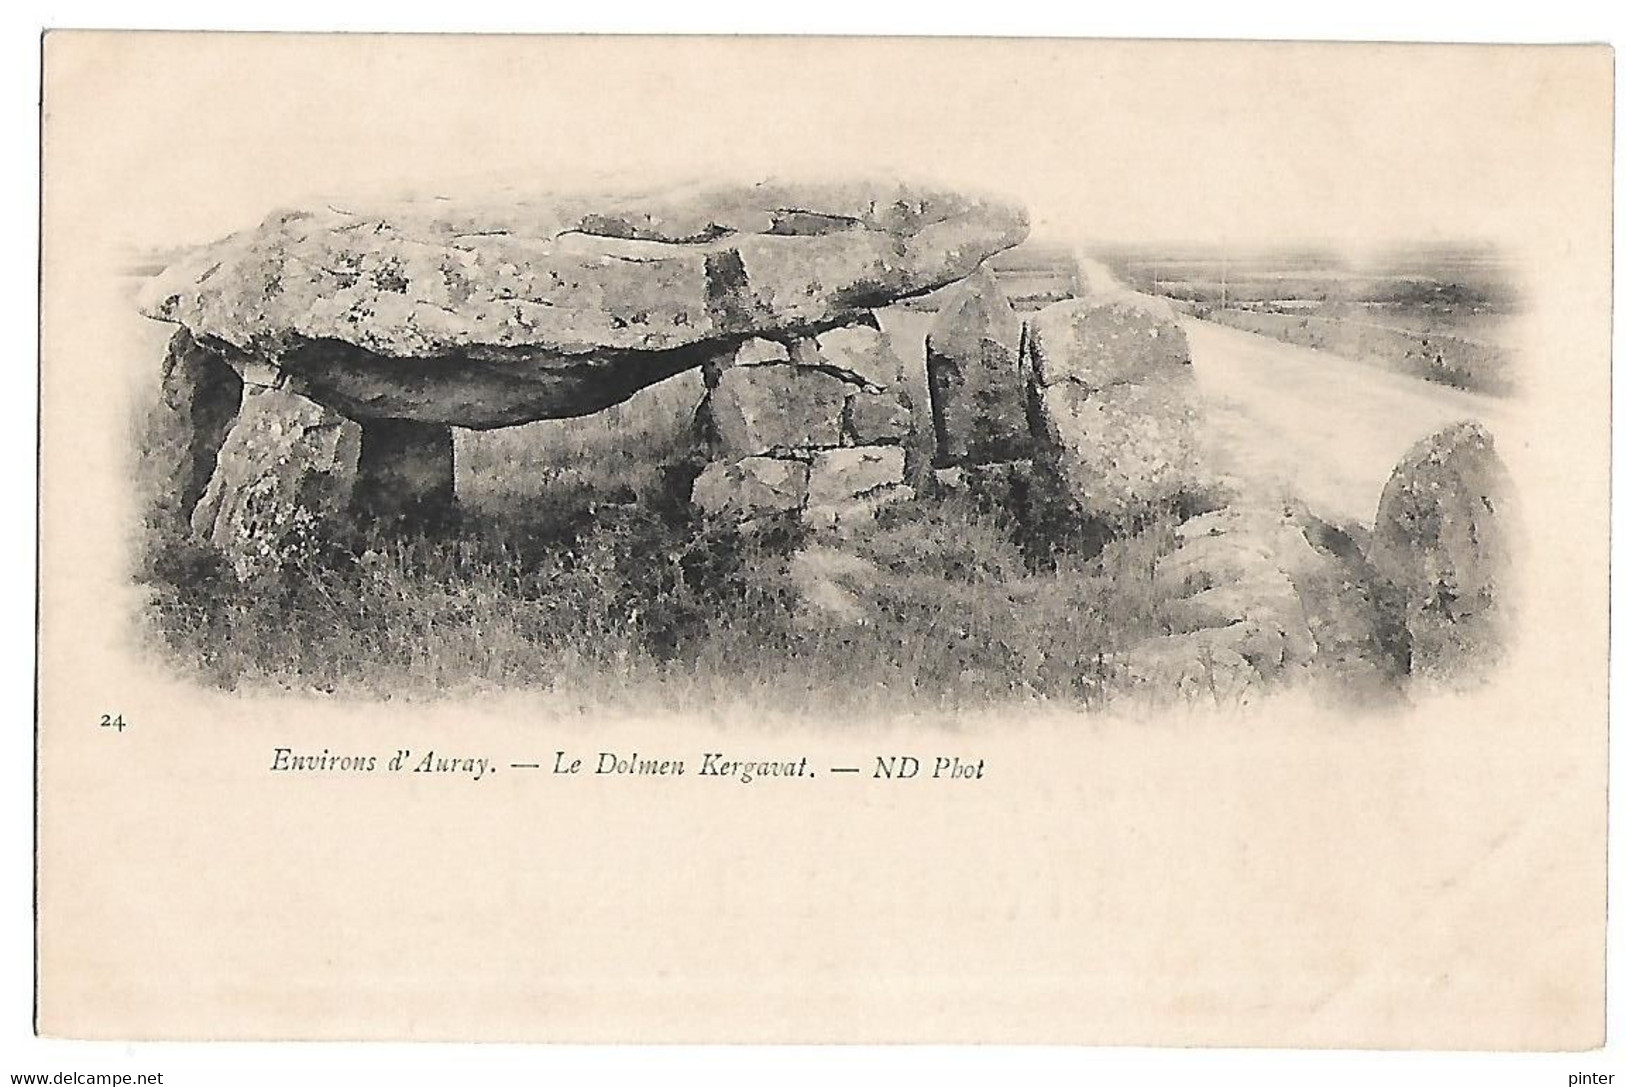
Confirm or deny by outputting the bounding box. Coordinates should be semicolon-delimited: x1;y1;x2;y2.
139;181;1029;429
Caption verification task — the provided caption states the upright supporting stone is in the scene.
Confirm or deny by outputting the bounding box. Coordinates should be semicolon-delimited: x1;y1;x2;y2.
190;386;362;580
142;328;243;523
355;418;457;527
925;268;1027;467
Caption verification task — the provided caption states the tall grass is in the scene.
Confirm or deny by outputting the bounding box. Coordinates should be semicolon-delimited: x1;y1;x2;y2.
136;475;1185;713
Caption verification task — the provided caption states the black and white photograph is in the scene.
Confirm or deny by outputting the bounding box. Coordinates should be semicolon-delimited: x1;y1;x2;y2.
25;26;1615;1073
126;183;1524;711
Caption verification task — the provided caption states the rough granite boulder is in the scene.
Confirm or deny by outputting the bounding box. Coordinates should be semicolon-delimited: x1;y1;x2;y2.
810;324;909;390
1023;291;1204;528
1368;421;1517;685
844;388;913;445
705;363;850;458
352;418;457;528
699;321;917;461
925;268;1028;466
139;181;1029;429
808;446;906;505
692;313;916;536
190;381;467;576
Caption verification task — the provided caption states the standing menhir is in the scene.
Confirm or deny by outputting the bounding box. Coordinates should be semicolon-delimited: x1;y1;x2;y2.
1368;421;1518;687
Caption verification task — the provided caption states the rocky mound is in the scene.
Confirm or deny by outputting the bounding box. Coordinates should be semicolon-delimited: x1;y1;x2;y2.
1117;502;1322;703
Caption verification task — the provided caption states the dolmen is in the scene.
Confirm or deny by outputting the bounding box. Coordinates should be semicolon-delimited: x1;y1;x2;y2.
138;180;1029;576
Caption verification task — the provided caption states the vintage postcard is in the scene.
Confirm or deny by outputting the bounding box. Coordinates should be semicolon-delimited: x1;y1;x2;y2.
36;33;1612;1045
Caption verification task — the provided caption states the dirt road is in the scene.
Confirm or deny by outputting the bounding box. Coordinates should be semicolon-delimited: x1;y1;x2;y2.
1072;256;1519;526
1182;318;1518;527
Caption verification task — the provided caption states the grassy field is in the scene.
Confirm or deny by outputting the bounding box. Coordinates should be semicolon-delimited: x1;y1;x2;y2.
1097;243;1521;396
134;305;1198;714
1198;307;1517;396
